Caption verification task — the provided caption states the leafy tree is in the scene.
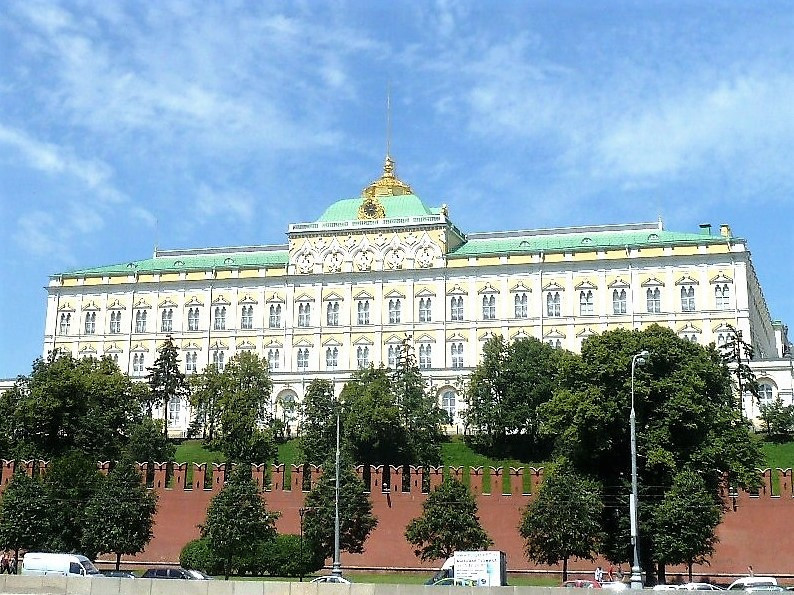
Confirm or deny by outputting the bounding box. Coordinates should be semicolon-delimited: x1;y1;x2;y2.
300;379;339;464
43;451;103;556
540;326;763;582
719;324;759;410
463;336;567;456
0;354;145;460
180;537;223;575
82;460;158;569
302;454;378;560
652;470;721;582
210;352;276;464
188;364;224;440
257;534;325;577
147;337;190;437
201;466;279;579
0;471;51;571
519;460;602;580
341;366;409;466
759;397;794;439
123;417;176;463
391;341;446;466
405;476;492;561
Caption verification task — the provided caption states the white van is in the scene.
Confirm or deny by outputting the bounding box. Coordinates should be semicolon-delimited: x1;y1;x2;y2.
727;577;778;591
21;553;100;577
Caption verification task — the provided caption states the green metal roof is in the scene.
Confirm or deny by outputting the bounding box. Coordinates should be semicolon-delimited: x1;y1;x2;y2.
448;229;739;257
317;194;434;222
56;250;288;278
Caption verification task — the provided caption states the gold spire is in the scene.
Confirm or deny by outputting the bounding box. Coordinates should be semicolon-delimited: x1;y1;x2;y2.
361;155;413;198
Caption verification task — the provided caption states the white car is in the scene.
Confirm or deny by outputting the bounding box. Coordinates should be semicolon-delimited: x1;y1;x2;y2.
678;583;723;591
653;586;678;591
728;578;778;591
311;575;352;584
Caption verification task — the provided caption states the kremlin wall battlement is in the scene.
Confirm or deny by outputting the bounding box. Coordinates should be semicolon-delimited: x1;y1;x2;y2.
2;460;794;580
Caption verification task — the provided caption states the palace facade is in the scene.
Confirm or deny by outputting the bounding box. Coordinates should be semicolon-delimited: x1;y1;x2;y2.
43;157;793;435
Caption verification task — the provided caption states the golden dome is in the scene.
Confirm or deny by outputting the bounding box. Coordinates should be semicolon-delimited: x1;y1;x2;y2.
361;155;413;198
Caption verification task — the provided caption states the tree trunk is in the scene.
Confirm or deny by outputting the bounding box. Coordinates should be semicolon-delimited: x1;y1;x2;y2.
562;557;568;582
224;556;231;580
163;396;169;437
688;561;693;582
14;547;19;574
116;552;121;570
657;562;666;586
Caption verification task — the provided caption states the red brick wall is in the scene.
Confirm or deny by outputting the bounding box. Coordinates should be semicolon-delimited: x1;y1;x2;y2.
3;460;792;578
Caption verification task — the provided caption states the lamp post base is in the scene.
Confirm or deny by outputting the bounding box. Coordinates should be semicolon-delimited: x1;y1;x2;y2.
629;565;643;590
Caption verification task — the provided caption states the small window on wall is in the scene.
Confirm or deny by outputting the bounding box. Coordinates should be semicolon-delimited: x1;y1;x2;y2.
419;298;432;322
388;299;401;324
135;310;147;333
681;286;696;312
646;288;661;314
387;345;398;368
450;342;464;369
357;301;370;325
356;346;369;368
326;302;340;326
185;352;197;373
418;344;432;369
326;347;339;370
296;348;310;370
546;292;561;317
84;311;96;334
59;312;71;335
110;311;122;334
482;295;496;320
514;293;528;318
187;308;200;331
450;296;464;321
267;349;280;370
613;289;627;315
715;284;731;310
441;390;456;422
161;309;173;333
580;290;594;315
240;305;254;330
212;350;225;371
546;338;562;349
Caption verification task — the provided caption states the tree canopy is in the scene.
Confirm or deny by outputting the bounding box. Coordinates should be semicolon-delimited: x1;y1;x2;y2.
147;337;190;437
519;460;602;580
0;471;50;568
300;379;339;465
82;460;158;569
201;466;279;579
405;476;492;561
539;325;763;580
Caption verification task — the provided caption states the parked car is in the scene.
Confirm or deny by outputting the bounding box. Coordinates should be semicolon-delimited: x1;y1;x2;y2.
563;580;603;588
745;587;784;593
431;578;478;586
653;586;679;591
141;567;210;580
310;575;352;584
101;570;136;578
678;583;723;590
728;578;778;591
601;582;629;591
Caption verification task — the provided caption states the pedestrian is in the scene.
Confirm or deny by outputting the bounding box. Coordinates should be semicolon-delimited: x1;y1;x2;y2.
0;550;9;575
607;564;615;582
595;566;604;582
748;565;754;577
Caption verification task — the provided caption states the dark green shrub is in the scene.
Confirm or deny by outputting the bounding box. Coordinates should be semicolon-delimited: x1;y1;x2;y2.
259;534;325;577
180;538;223;575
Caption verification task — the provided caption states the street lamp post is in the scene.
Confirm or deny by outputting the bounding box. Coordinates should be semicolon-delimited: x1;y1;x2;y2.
630;350;649;590
331;411;342;576
299;506;309;582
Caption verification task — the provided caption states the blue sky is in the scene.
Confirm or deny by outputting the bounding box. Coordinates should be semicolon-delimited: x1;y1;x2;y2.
1;1;793;378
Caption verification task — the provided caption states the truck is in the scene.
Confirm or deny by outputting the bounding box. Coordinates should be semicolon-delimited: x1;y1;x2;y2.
21;552;101;577
429;551;508;586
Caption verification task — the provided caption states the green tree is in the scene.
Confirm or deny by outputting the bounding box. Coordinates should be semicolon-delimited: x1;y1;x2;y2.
0;354;145;460
341;366;409;466
188;364;224;440
652;470;721;582
405;476;492;561
392;340;446;466
300;379;339;465
759;397;794;440
201;466;279;579
719;324;759;410
462;335;509;453
82;460;158;569
519;460;602;581
0;471;50;571
210;352;276;464
43;451;103;556
147;337;190;437
302;454;378;560
123;417;176;463
540;326;763;581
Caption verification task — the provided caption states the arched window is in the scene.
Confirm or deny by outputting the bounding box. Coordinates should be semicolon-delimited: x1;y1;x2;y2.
269;304;282;328
450;296;464;321
646;288;661;313
612;289;627;315
450;342;464;369
419;298;432;322
296;348;310;370
185;352;197;373
161;309;173;333
441;390;456;422
387;345;398;368
326;347;339;370
110;311;121;334
681;286;696;312
357;301;370;325
759;383;775;406
135;310;147;333
482;295;496;320
419;344;432;369
388;299;401;324
326;302;339;326
212;350;225;371
84;312;96;334
514;293;528;318
715;284;731;310
267;349;280;370
187;308;200;331
580;290;594;315
546;292;561;317
240;305;254;330
214;306;226;330
298;303;311;327
356;346;369;368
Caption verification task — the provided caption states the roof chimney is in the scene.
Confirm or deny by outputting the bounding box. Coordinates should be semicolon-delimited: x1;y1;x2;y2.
720;223;732;238
699;223;712;236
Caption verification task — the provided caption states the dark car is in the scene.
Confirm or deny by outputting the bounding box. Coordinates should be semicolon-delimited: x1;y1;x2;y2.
101;570;136;578
142;567;211;580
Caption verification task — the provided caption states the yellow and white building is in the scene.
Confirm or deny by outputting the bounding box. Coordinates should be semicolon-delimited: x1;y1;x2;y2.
43;156;793;434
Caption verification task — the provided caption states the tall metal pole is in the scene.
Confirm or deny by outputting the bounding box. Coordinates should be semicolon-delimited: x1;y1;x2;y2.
630;350;648;590
331;411;342;576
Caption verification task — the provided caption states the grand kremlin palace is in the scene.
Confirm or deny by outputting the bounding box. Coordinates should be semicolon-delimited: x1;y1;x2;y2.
42;157;794;436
